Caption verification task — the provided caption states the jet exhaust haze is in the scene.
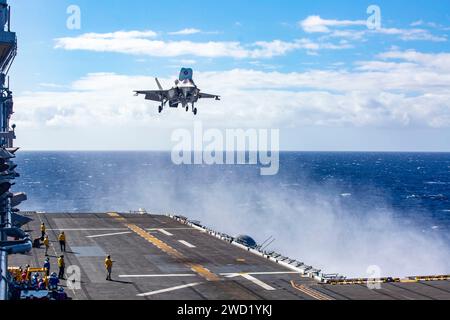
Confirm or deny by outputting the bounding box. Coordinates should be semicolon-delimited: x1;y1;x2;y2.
18;152;450;278
99;161;450;278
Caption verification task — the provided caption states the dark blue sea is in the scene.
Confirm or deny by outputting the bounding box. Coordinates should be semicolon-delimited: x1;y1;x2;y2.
13;152;450;277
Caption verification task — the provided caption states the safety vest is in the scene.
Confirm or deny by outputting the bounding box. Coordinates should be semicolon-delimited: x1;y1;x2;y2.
57;258;65;268
105;258;113;269
41;225;46;232
43;238;49;247
58;234;66;242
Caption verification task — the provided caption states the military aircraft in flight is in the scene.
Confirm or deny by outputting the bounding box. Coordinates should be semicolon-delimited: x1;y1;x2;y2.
134;68;220;115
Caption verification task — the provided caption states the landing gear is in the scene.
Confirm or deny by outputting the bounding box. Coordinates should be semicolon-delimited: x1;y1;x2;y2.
191;103;197;115
158;105;163;113
186;106;189;112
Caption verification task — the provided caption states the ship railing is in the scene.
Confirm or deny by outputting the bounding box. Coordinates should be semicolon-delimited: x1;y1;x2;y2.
322;273;345;281
166;213;341;283
15;211;37;215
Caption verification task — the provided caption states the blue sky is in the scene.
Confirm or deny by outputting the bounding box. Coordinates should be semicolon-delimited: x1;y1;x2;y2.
8;0;450;150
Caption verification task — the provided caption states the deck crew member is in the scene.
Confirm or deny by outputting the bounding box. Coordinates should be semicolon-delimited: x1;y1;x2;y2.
105;255;113;281
21;270;27;283
43;235;50;256
58;231;66;252
44;258;51;277
58;255;65;279
49;273;59;290
40;223;46;238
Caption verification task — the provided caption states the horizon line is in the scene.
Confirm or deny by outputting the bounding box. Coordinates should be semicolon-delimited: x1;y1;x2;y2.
14;149;450;153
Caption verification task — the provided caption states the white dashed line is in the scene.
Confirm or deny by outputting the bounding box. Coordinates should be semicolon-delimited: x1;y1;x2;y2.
221;271;300;276
86;231;132;238
137;282;202;297
224;273;277;291
146;228;196;231
178;240;196;248
48;228;128;231
119;274;197;278
158;229;174;236
240;274;276;291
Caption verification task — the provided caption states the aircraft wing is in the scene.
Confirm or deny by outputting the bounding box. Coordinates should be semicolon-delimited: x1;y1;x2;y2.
134;90;168;102
199;92;221;100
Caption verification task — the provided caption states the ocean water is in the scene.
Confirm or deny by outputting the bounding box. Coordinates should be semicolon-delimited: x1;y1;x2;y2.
14;152;450;278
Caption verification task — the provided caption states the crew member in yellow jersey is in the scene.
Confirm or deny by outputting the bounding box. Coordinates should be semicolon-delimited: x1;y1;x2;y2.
40;223;46;238
43;235;50;256
58;232;66;252
58;255;65;279
105;255;113;281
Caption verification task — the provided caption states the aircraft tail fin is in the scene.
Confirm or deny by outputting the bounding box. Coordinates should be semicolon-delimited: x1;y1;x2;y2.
155;78;163;90
179;68;193;81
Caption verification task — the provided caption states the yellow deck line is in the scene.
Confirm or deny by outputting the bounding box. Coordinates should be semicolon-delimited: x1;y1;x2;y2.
189;264;220;282
107;213;219;281
291;281;334;301
107;212;120;217
108;212;126;221
127;223;220;282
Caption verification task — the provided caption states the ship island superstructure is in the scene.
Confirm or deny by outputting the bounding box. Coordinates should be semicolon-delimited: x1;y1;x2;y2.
0;0;32;301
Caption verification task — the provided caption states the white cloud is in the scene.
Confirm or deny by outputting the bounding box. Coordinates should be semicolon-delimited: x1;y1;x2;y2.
376;27;447;42
81;30;158;39
168;28;202;35
410;20;443;29
300;15;447;42
15;50;450;131
377;50;450;71
54;30;350;58
175;59;197;65
300;15;366;33
410;20;424;27
38;83;68;89
55;33;248;58
248;39;351;58
326;30;366;40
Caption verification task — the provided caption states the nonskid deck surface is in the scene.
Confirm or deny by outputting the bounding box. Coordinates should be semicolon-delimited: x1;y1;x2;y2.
9;213;450;300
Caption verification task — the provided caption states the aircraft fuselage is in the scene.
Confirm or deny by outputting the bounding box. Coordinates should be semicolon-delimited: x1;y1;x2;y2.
166;81;201;108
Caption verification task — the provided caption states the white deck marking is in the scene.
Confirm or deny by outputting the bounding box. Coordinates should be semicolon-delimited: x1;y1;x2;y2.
86;231;132;238
157;229;174;236
221;271;300;276
146;228;196;231
48;228;128;231
137;282;201;297
178;240;196;248
240;274;276;291
119;274;196;278
48;228;196;232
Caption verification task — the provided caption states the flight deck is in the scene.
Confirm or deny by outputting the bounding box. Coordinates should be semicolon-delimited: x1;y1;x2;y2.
8;212;450;300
